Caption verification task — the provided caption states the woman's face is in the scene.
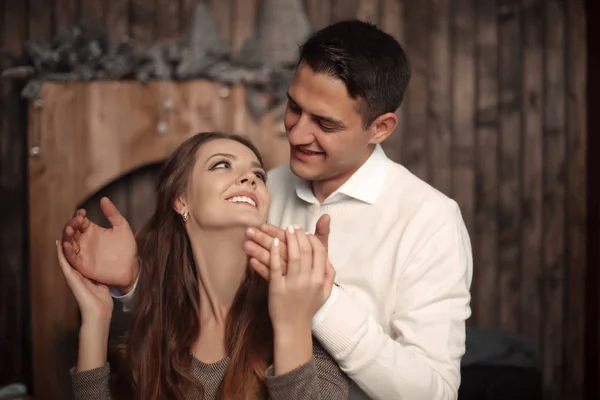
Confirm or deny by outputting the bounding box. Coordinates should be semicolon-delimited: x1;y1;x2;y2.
178;138;270;230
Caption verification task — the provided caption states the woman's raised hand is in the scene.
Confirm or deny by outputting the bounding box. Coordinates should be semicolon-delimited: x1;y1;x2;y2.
57;240;114;372
267;225;335;333
267;225;336;375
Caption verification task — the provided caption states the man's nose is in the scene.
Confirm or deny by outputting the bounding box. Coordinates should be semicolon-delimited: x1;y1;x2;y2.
287;117;314;145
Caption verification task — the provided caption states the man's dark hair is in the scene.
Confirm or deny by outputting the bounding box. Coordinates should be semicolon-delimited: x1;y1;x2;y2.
298;19;411;128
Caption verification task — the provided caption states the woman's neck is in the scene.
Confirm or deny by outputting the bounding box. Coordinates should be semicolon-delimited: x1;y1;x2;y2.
188;227;248;325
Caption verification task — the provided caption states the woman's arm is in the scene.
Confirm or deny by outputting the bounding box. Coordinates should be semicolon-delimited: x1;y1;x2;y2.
56;241;114;399
70;363;112;400
267;227;332;375
265;339;350;400
77;322;110;372
272;324;313;376
266;228;348;398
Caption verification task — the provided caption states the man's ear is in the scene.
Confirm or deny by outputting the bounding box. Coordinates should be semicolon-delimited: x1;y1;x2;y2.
368;112;398;145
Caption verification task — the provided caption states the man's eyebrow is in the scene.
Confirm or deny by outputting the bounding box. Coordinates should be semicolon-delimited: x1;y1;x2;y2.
287;93;346;129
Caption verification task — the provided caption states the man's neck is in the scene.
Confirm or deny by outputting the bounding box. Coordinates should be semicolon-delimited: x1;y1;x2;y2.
311;146;375;202
312;177;350;203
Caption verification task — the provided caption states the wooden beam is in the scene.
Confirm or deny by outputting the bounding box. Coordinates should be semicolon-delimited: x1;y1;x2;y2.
565;0;587;397
542;0;567;398
0;0;29;390
473;0;499;329
520;0;543;347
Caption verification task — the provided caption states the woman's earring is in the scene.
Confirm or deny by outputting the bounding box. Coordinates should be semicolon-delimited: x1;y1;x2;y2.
182;210;189;222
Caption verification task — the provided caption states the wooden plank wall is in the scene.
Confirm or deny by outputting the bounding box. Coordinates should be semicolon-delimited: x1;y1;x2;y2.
0;0;30;391
584;2;599;399
0;0;590;399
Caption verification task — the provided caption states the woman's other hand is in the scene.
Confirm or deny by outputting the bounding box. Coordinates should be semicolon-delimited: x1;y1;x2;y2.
56;240;112;371
56;240;113;324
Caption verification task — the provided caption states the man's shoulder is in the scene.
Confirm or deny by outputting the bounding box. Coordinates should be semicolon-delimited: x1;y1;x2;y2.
382;160;464;228
388;161;454;204
383;162;470;253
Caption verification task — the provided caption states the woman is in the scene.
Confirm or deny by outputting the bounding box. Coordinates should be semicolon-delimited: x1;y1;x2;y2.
56;132;349;399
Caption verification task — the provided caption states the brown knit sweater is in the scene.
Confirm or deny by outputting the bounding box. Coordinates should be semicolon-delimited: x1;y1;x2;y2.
71;341;350;399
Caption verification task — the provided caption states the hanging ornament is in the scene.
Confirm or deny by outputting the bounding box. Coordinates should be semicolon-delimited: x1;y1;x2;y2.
237;0;313;69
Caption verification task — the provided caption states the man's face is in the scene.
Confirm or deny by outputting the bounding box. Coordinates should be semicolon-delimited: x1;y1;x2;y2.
284;63;374;190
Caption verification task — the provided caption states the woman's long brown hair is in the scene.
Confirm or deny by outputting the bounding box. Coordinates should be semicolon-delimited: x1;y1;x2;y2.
110;132;273;400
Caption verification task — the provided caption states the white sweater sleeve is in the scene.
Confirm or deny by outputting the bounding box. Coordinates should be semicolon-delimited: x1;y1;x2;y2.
311;208;473;400
109;274;139;312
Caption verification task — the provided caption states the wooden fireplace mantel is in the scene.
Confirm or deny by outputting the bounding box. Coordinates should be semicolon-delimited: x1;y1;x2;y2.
27;80;289;399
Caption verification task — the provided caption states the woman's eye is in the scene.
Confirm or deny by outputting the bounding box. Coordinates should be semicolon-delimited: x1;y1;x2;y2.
211;160;231;169
254;171;267;182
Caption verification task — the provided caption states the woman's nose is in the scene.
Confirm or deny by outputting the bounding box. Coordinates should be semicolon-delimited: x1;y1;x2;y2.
238;171;257;186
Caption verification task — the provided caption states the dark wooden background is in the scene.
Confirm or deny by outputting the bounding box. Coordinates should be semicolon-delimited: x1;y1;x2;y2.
0;0;596;399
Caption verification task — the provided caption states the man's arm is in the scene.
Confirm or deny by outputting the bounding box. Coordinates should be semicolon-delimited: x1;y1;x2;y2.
109;276;138;312
312;204;473;400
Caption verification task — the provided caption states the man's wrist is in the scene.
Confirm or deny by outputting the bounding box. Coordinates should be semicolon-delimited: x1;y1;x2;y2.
312;284;341;326
113;256;140;295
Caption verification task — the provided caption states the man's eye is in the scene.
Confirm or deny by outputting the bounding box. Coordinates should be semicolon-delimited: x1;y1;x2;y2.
319;123;335;132
288;102;301;113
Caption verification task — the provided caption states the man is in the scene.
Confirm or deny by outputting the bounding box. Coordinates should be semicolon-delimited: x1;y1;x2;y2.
62;20;472;399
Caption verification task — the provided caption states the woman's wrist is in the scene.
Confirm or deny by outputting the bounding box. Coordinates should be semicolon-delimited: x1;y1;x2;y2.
80;319;110;338
272;321;312;339
76;322;110;372
272;324;313;376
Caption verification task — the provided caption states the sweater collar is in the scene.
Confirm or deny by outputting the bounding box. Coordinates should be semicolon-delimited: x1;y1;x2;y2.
294;144;389;205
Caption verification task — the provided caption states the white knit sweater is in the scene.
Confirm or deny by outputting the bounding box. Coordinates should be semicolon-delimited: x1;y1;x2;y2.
266;145;473;400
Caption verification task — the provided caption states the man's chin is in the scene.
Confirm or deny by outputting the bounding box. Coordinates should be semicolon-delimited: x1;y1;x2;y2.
290;158;326;180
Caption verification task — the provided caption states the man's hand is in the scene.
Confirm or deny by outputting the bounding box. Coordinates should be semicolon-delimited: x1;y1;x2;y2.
61;197;139;294
244;214;333;280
